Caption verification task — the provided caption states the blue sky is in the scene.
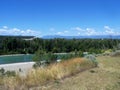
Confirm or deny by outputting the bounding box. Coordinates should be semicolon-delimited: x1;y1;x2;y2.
0;0;120;37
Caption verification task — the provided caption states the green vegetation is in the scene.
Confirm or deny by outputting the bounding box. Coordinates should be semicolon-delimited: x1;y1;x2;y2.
33;50;58;63
0;36;120;55
85;54;98;67
0;68;16;77
32;49;82;68
0;36;120;90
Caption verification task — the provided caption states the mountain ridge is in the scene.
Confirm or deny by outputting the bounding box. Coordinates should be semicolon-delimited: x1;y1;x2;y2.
42;35;120;39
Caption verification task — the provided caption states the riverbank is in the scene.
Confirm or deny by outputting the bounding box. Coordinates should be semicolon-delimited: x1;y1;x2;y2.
0;62;35;76
0;54;30;57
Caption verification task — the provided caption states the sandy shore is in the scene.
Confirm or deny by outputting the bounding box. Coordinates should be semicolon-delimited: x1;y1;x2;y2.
0;62;35;76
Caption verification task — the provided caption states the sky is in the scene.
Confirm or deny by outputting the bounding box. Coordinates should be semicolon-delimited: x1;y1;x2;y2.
0;0;120;37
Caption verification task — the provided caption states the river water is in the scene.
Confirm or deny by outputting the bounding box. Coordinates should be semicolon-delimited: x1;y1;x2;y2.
0;54;33;64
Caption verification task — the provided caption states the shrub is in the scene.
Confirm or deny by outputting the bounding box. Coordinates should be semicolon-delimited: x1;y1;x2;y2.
84;54;98;67
32;49;45;62
0;68;16;77
111;50;120;57
0;68;5;76
5;71;16;77
33;53;58;68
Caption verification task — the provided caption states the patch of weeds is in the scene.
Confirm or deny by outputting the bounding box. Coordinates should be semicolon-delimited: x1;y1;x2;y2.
0;68;5;76
5;71;16;77
106;82;120;90
0;68;16;77
54;80;60;84
90;70;96;73
117;82;120;85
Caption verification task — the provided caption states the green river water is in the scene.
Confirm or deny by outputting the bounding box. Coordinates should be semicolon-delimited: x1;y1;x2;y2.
0;54;33;64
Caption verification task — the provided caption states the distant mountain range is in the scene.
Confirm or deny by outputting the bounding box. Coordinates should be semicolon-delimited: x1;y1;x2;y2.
42;35;120;39
1;35;120;39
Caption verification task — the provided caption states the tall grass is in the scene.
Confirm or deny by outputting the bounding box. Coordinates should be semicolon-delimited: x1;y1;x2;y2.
2;58;96;89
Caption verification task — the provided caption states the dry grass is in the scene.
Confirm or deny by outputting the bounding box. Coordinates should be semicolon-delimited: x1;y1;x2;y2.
25;58;95;87
1;56;120;90
1;58;96;90
39;56;120;90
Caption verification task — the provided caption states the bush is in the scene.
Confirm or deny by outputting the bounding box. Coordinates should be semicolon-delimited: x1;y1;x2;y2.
0;68;16;77
33;50;81;68
5;71;16;77
33;52;58;68
111;50;120;57
32;49;45;62
57;53;77;60
0;68;5;76
85;54;98;67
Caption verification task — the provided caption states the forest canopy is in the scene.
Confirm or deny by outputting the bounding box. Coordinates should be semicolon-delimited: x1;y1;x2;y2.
0;36;120;55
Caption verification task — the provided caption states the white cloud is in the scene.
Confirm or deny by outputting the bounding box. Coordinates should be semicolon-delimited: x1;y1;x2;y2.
104;26;112;30
71;26;120;36
56;32;63;35
0;29;7;34
0;26;41;36
55;30;69;35
104;26;120;35
53;26;120;36
72;27;98;35
78;32;81;35
105;30;114;34
86;28;97;35
72;27;84;31
1;26;120;36
3;26;8;29
104;26;115;34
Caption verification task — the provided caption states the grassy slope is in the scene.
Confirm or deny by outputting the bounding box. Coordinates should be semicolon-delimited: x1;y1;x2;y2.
0;58;96;90
35;56;120;90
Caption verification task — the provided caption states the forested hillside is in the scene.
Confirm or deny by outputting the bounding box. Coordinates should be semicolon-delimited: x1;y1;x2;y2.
0;36;120;55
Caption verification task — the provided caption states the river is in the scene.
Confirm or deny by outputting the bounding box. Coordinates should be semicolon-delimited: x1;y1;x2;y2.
0;54;33;64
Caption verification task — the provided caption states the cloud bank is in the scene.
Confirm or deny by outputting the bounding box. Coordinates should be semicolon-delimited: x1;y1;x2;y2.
71;26;120;36
0;26;41;36
0;26;120;37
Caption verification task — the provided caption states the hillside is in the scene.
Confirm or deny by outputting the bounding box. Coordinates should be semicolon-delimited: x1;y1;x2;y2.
32;56;120;90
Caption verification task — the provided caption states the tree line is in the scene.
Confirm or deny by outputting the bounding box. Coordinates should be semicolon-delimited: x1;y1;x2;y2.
0;36;120;55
